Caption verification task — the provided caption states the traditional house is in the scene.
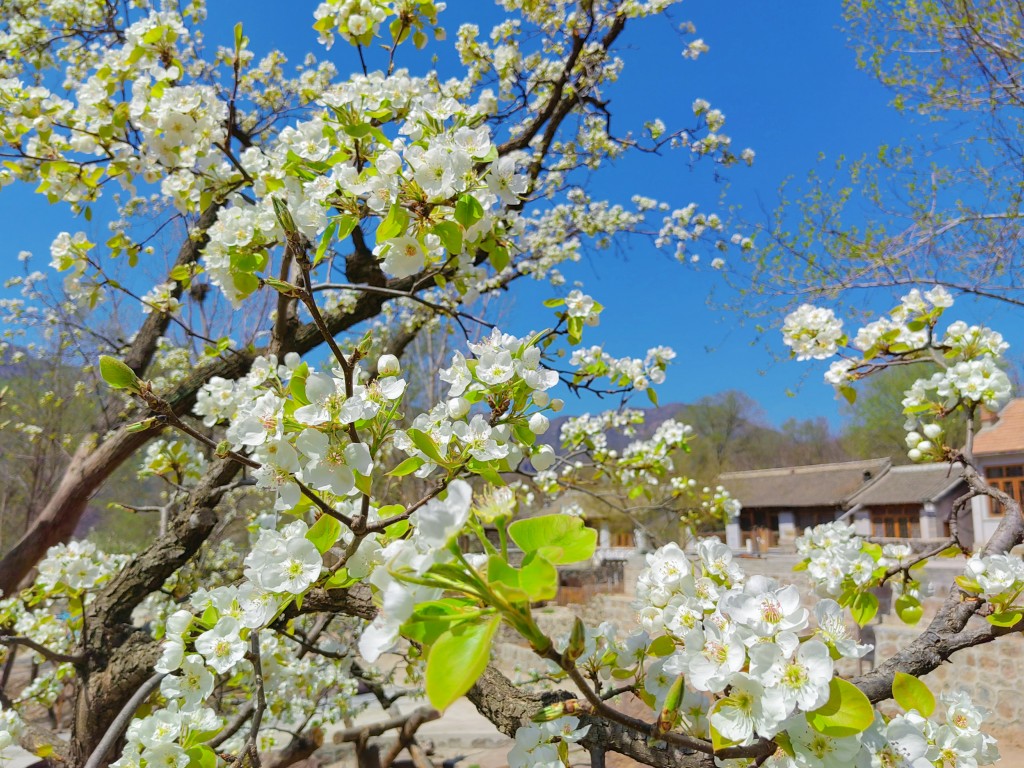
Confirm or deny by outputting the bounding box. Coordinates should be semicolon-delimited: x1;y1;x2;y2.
845;463;971;546
718;458;971;550
719;458;889;549
971;398;1024;546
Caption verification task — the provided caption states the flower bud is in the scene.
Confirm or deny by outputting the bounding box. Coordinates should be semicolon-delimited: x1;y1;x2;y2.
447;397;470;419
532;444;556;471
923;423;942;440
550;398;564;412
377;354;401;376
563;617;586;664
656;674;685;734
905;431;922;448
528;412;550;435
533;391;550;407
908;448;923;462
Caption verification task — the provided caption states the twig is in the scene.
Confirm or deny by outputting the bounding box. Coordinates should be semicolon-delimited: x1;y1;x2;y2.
233;631;268;768
333;707;440;743
0;635;84;665
379;707;437;767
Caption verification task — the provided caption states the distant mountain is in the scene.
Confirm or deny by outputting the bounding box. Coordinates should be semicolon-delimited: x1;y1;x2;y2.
0;346;37;379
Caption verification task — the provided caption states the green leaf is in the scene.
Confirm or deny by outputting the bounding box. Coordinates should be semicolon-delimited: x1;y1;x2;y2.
849;592;879;627
407;429;446;464
567;316;583;345
425;616;500;710
513;422;537;447
314;219;338;265
289;362;310;406
647;634;676;657
325;569;358;589
647;387;659;406
306;514;342;554
233;22;244;53
433;221;463;254
955;575;981;593
336;214;359;241
508;514;597;565
263;276;300;295
186;745;217;768
805;678;874;737
489;246;509;272
518;552;558;601
389;456;425;477
377;204;407;241
893;671;935;717
987;609;1022;627
99;356;141;392
485;556;529;602
543;298;565;308
894;594;923;625
232;271;260;300
344;123;374;139
454;193;484;228
169;264;193;282
773;730;795;757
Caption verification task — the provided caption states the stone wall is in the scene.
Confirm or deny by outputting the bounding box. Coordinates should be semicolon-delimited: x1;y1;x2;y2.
873;621;1024;742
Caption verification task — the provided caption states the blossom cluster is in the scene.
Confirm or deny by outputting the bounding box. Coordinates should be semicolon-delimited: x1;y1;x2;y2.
34;540;129;595
508;716;590;768
628;539;996;766
636;540;850;745
397;328;561;475
0;542;129;715
671;478;742;529
114;705;223;768
0;704;24;754
569;344;675;392
782;288;1012;460
535;411;695;502
781;305;844;361
959;553;1024;626
794;522;876;599
138;439;208;485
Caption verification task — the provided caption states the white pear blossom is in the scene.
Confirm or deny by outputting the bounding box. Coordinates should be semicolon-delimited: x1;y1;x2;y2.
194;617;247;675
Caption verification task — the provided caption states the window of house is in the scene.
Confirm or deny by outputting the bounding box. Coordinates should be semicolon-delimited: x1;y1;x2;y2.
609;530;635;548
871;505;921;538
986;465;1024;516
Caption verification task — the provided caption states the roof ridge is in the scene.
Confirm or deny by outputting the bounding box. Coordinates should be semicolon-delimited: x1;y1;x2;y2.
720;457;889;477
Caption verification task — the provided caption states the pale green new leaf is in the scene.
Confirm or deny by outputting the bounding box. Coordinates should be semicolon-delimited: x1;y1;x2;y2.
425;615;500;710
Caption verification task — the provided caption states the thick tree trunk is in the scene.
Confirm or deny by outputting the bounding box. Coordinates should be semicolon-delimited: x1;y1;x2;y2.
0;268;413;595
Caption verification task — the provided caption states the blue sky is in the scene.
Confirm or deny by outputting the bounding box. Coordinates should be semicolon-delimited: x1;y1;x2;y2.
2;1;999;429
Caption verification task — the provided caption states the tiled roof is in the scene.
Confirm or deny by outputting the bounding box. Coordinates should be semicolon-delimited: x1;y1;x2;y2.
719;458;890;509
974;398;1024;456
847;463;966;507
